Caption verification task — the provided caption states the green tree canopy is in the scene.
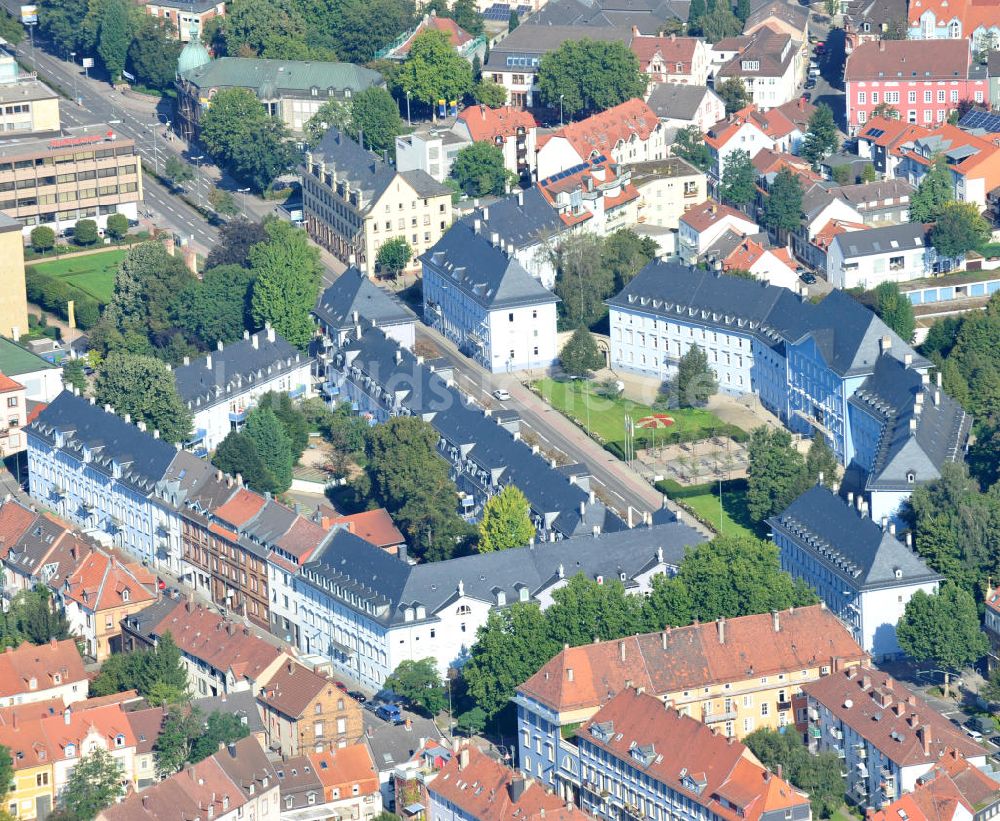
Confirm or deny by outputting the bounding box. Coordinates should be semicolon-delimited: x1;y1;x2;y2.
720;148;756;206
450;142;514;197
62;748;125;819
97;0;131;82
0;586;71;648
560;326;604;376
351;87;404;153
801;104;839;167
746;426;809;522
212;431;274;492
386;658;447;715
672;343;718;407
205;219;268;268
478;485;535;552
172;264;255;348
106;213;129;241
716;77;749;115
674;125;713;172
805;435;839;488
763;167;804;234
544;574;646;647
931;201;991;258
90;631;188;703
94;353;193;443
30;226;55;253
249;220;322;348
222;0;313;58
244;407;294;492
552;234;616;329
745;729;845;818
536;39;645;119
127;17;182;89
472;81;508;107
376;237;413;279
73;219;99;246
190;711;250;762
699;2;742;42
398;30;473;107
304;99;353;147
909;154;954;222
258;390;310;459
153;708;203;776
687;0;707;33
873;281;916;343
164;155;196;187
602;229;659;291
321;0;419;63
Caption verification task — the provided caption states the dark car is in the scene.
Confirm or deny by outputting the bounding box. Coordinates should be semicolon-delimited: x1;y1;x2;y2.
375;703;405;724
799;271;817;284
804;78;817;89
348;691;367;704
801;92;812;102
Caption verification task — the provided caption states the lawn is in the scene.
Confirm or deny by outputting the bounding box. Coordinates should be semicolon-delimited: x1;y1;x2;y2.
533;378;735;447
27;249;127;304
665;480;761;540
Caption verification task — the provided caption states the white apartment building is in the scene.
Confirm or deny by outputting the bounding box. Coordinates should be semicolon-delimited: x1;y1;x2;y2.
827;223;928;289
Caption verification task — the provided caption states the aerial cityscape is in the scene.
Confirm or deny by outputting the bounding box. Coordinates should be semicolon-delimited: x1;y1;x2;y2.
0;0;995;818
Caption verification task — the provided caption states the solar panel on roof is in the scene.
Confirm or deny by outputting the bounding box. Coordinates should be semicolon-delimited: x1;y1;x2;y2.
867;128;885;138
958;110;1000;134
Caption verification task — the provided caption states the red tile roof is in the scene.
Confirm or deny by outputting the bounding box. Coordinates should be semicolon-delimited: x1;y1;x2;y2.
62;550;156;612
705;106;768;150
858;117;930;150
0;500;38;560
309;744;380;799
680;200;757;233
538;160;639;225
581;690;809;821
554;99;660;163
630;34;700;73
0;373;23;393
275;515;330;562
908;0;1000;31
257;659;338;719
802;667;984;767
393;14;474;57
213;488;266;527
331;509;405;549
458;106;537;143
41;702;136;760
519;605;866;713
844;39;971;81
811;219;869;252
0;639;87;701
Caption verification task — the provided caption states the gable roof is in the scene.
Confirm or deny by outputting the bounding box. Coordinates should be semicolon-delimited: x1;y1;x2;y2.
645;83;718;121
630;33;702;70
457;105;537;142
717;27;795;79
461;187;569;251
485;24;633;69
389;13;475;58
314;267;416;334
551;99;660;162
844;38;971;81
680;200;758;233
0;499;39;560
257;660;337;719
331;509;405;549
0;639;87;699
745;0;809;34
62;550;157;612
831;221;926;258
180;56;383;96
309;743;379;793
190;689;265;736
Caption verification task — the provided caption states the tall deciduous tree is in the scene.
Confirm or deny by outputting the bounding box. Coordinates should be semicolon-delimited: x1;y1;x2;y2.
873;281;916;343
674;125;713;172
223;0;310;58
257;390;309;460
249;220;322;348
375;237;412;279
544;574;646;647
97;0;131;82
745;729;845;819
61;748;125;819
801;104;839;167
560;326;604;376
602;229;658;290
805;435;839;488
205;219;267;268
896;584;987;695
716;77;749;115
687;0;707;34
472;80;508;107
478;485;535;552
909;154;954;222
450;142;513;196
350;86;405;153
244;407;294;492
127;17;182;90
699;2;742;42
153;708;203;776
172;263;255;348
212;431;273;491
397;30;473;107
672;343;718;407
931;201;991;258
536;39;645;119
552;234;616;329
95;353;193;443
746;426;809;522
720;148;756;206
763;167;804;234
304;99;352;147
385;659;447;715
190;712;250;762
323;0;419;63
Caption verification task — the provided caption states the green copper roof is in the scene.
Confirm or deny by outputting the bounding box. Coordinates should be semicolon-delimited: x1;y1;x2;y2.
0;337;58;376
178;57;382;97
176;32;211;77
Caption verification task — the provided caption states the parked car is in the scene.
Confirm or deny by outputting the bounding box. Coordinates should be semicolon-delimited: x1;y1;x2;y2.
967;728;984;742
375;703;405;724
799;271;817;284
801;92;812;102
805;78;817;89
348;691;367;704
493;388;511;401
334;680;348;692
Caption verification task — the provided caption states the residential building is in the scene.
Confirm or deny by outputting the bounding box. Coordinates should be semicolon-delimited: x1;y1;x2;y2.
0;338;60;402
606;263;971;506
0;373;25;457
0;707;54;820
704;108;775;184
452;105;538;181
630;33;711;85
843;40;988;135
576;688;813;821
791;183;866;269
421;220;559;373
394;126;469;186
0;124;142;234
836;178;915;225
124;706;163;790
536;99;667;179
536;159;641;238
984;584;1000;673
744;1;810;46
715;27;800;108
329;509;405;553
678;200;759;264
484;25;631;108
826;222;929;289
804;666;986;806
843;0;908;51
645;83;725;131
143;0;226;42
256;659;363;757
870;750;1000;821
392;739;452;817
377;12;484;62
0;50;59;136
856;117;931;176
273;754;328;816
531;0;690;35
515;604;867;794
191;690;267;751
769;485;941;658
0;639;88;707
366;712;443;809
295;519;703;689
172;326;313;453
314;266;417;351
309;744;382;820
631;157;707;230
717;235;799;289
907;0;1000;51
44;701;138;799
803;218;870;274
303;128;453;276
175;57;384;139
0;214;27;342
429;745;590;821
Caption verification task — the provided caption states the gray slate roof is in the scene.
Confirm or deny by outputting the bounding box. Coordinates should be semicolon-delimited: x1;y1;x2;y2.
645;84;715;121
190;690;265;736
769;485;940;590
831;222;926;259
364;713;443;772
28;392;181;495
485;24;633;70
171;329;309;411
836;178;914;208
463;188;568;250
314;267;416;334
422;221;559;310
529;0;690;30
180;57;383;97
301;517;704;627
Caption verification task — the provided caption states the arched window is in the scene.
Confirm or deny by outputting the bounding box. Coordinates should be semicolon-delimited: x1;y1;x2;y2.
456;604;471;616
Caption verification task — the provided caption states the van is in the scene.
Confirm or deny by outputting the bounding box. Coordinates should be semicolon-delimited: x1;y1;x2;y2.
375;703;404;724
808;66;821;78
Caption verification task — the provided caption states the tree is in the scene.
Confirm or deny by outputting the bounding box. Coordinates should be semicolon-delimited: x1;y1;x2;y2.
746;729;845;819
544;574;645;647
127;18;182;90
164;155;196;188
720;148;756;206
190;711;250;762
205;219;267;268
674;125;713;172
735;0;750;22
687;0;706;33
746;426;809;522
602;229;658;290
358;416;471;561
896;584;988;696
451;142;513;197
910;155;954;222
153;708;203;776
398;30;473;107
386;658;447;715
931;201;991;259
222;0;310;58
106;213;129;241
63;359;87;393
873;281;916;343
61;748;125;819
40;0;88;54
304;99;352;147
805;435;839;488
536;39;645;119
172;264;254;348
349;87;404;153
73;219;99;246
699;2;742;42
208;188;239;216
471;80;508;107
831;165;852;185
672;344;717;407
763;167;804;234
462;604;559;718
0;586;71;647
560;326;604;376
553;234;616;329
212;431;273;491
716;77;749;115
257;390;309;460
508;9;520;29
249;220;322;348
801;104;839;167
97;0;130;82
478;485;535;552
95;353;193;443
244;408;294;493
374;237;412;280
323;0;419;63
30;226;55;253
861;163;878;183
455;706;486;736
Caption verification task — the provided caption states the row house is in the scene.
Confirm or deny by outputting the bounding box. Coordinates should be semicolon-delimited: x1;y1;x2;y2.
804;667;985;806
843;40;988;136
906;0;1000;53
278;745;382;820
826;222;929;289
0;639;87;708
837;178;915;225
0;373;25;457
606;263;971;517
645;83;725;131
791;182;866;269
871;751;1000;821
515;605;866;797
576;688;812;821
630;33;711;86
536;99;667;179
769;484;941;658
171;326;314;454
294;519;702;690
714;27;801;109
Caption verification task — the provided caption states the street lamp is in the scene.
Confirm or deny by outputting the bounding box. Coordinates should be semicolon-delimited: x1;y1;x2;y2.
150;115;170;175
190;155;204;208
69;52;78;104
405;91;412;127
559;94;564;127
237;187;250;216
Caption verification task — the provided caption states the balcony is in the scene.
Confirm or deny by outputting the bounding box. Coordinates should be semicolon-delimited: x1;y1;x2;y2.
287;384;306;399
777;701;792;712
228;408;248;423
703;707;737;723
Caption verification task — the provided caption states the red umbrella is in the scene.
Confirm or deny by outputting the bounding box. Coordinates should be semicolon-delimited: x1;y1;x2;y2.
636;413;674;429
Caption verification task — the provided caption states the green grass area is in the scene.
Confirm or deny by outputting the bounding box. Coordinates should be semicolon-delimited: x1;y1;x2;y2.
533;377;739;448
656;478;761;540
27;249;127;304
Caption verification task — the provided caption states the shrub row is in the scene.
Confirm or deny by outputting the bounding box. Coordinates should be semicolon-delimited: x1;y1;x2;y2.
25;268;100;329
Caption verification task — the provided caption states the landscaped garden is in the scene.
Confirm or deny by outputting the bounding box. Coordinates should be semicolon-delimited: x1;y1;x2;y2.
655;478;761;540
26;249;127;304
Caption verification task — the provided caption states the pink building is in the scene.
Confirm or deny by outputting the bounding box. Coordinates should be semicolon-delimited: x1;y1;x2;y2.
844;39;987;135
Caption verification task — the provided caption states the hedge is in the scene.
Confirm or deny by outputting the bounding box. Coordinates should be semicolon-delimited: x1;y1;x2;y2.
655;476;749;500
25;268;101;330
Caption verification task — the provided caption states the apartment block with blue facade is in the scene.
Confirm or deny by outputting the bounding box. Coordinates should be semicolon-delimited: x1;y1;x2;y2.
606;263;970;514
576;688;812;821
769;485;940;659
422;221;559;373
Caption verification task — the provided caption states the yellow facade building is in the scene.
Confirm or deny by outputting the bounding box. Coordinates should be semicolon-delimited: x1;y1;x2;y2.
0;213;27;340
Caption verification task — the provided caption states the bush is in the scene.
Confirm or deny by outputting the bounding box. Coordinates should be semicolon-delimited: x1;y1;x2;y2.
30;226;55;253
25;269;102;328
106;213;129;241
73;219;99;246
73;296;101;329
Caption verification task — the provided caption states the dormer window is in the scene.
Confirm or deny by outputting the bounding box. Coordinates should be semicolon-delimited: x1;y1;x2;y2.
114;734;125;748
53;674;61;685
121;589;130;602
65;744;76;758
28;678;36;691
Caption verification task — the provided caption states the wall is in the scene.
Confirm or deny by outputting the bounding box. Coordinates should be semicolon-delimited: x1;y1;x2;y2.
363;180;453;276
0;225;27;340
846;77;988;134
484;302;559;373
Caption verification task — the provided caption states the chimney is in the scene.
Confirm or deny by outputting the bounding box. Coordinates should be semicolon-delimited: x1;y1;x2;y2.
918;724;931;756
718;617;725;644
459;747;470;770
567;667;574;682
182;356;190;366
879;39;886;51
508;776;527;803
217;340;224;352
879;334;891;354
847;491;854;507
266;325;275;343
64;706;71;725
474;218;481;234
517;190;524;206
772;610;780;632
619;640;626;662
904;352;913;366
483;206;489;220
252;333;259;350
206;353;213;370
